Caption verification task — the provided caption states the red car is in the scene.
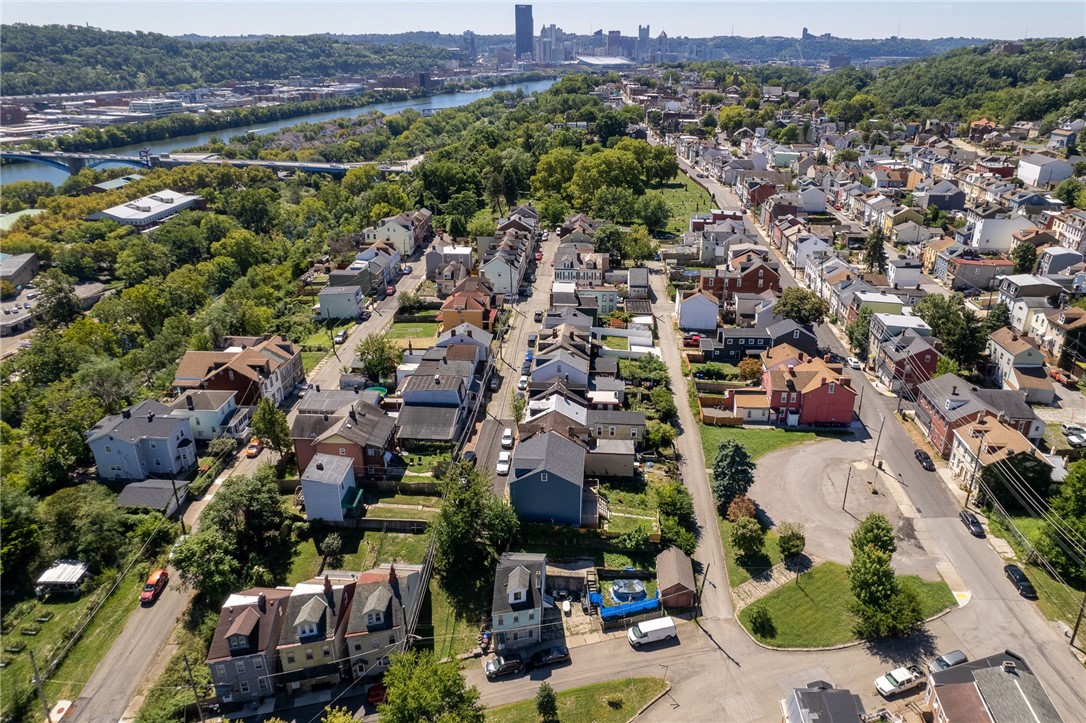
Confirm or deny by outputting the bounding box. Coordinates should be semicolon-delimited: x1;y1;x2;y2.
534;252;543;262
368;683;387;705
140;569;169;604
682;334;701;347
385;285;396;296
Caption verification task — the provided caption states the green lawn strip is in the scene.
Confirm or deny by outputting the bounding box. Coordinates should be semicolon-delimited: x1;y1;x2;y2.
719;517;784;588
606;513;657;535
699;424;821;463
422;579;479;660
386;321;439;340
369;493;442;508
399;474;439;486
737;562;954;648
652;173;714;235
301;350;326;374
603;551;657;572
485;677;669;723
366;505;439;521
602;335;628;351
599;481;656;514
288;528;430;584
987;516;1083;626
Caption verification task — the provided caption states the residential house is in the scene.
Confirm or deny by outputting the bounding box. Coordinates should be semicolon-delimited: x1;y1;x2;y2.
440;277;498;332
915;374;1044;457
627;267;650;300
925;651;1063;723
355;242;402;285
867;313;932;364
86;400;196;481
318;285;367;320
173;336;304;406
299;454;360;523
509;431;589;526
676;290;720;331
656;547;697;609
986;328;1055;404
1008;297;1053;336
997;274;1063;308
783;682;866;723
168;390;252;441
788;235;833;272
763;353;856;426
703;319;819;363
362;209;432;256
873;331;941;398
291;396;395;479
848;291;905;328
531;350;590;388
1016;153;1074;187
586;409;646;445
921;237;959;274
207;588;292;709
1052;209;1086;254
276;577;353;694
480;239;528;298
395;353;474;447
1038;306;1086;364
946;255;1014;292
553;248;608;285
914;180;965;211
1037;246;1082;276
491;553;547;651
887;258;922;289
337;564;424;679
968;216;1035;254
424;243;474;280
435;261;470;297
114;478;190;517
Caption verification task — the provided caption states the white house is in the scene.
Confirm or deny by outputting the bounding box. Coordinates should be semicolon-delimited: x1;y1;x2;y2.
481;252;525;298
676;290;720;331
969;217;1035;254
887;257;922;289
530;350;590;387
789;235;832;272
168;390;252;441
300;453;356;523
86;400;196;481
1008;297;1053;336
317;285;367;320
1016;154;1074;188
796;187;827;213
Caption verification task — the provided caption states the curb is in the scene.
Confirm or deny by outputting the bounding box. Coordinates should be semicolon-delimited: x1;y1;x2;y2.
732;603;959;653
628;680;672;722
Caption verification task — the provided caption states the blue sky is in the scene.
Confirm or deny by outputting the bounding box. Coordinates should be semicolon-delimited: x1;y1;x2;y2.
3;1;1083;39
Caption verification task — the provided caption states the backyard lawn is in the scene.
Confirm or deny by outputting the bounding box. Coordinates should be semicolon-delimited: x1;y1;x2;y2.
736;562;955;648
421;579;479;660
287;527;430;584
602;335;628;351
302;322;353;351
486;677;669;723
719;517;784;588
654;172;715;235
386;321;439;341
699;424;822;463
301;351;326;374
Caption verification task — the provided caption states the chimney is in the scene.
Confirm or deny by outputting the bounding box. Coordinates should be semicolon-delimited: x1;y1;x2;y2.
147;412;155;422
434;374;441;385
388;563;397;586
257;591;266;612
323;412;329;422
354;386;360;394
315;385;321;393
978;410;986;424
349;408;357;422
1011;333;1018;342
1002;660;1017;674
323;574;332;597
186;395;194;411
466;329;472;338
122;409;131;419
951;385;958;395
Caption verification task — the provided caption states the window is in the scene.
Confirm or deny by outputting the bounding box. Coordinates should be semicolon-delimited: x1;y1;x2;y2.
631;428;638;438
513;615;520;623
305;649;314;660
739;338;745;344
388;635;395;645
793;330;800;339
513;591;523;601
828;383;836;394
154;459;161;466
528;629;534;638
354;642;362;651
497;615;504;626
790;393;798;403
235;661;246;673
105;446;111;453
323;646;331;657
541;473;548;482
367;612;384;625
727;339;733;345
528;611;535;620
216;664;227;676
239;681;250;694
149;442;156;449
609;426;616;437
254;658;263;670
379;656;390;667
924;354;931;362
339;448;346;455
372;641;380;650
286;653;295;664
780;392;788;402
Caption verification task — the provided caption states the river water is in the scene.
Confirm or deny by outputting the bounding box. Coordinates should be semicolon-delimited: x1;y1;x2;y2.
0;78;556;187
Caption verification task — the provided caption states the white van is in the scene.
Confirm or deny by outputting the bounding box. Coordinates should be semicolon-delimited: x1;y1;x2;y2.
627;616;676;647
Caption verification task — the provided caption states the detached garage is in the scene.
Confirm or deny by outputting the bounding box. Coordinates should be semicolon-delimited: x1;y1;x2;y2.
656;546;697;609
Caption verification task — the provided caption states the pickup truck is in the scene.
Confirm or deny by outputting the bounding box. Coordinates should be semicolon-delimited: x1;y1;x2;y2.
875;665;925;697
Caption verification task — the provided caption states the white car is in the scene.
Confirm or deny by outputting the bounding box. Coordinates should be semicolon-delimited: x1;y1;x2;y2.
501;428;515;449
1067;433;1086;448
846;357;864;369
874;665;925;697
1061;423;1086;436
496;451;512;476
517;375;529;390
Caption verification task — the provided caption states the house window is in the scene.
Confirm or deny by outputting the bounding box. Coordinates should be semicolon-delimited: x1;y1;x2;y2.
305;650;313;661
793;330;800;339
105;446;111;453
379;656;390;667
239;681;250;694
828;383;836;394
541;473;548;482
727;339;733;345
259;678;268;690
286;653;295;664
323;646;331;657
216;664;226;676
367;612;384;625
529;611;535;620
790;393;797;402
513;591;523;601
149;442;156;449
389;635;395;645
609;426;616;437
372;641;380;650
497;615;504;626
632;428;638;438
154;459;161;466
235;661;246;673
527;629;534;638
354;642;362;651
339;448;346;455
924;354;931;362
254;658;263;670
780;392;788;402
739;338;745;344
513;615;519;623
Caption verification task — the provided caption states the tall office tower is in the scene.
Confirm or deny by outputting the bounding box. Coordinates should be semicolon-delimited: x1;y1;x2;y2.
515;5;534;59
638;25;650;44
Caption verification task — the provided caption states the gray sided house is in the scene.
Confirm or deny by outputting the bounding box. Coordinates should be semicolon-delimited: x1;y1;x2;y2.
86;400;196;481
338;564;424;679
508;431;586;526
491;552;547;652
207;588;292;709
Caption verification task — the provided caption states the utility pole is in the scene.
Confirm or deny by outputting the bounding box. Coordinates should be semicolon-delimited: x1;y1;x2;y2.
870;410;886;466
170;478;187;535
28;651;50;721
1071;590;1086;651
842;466;852;510
183;655;206;723
962;431;987;509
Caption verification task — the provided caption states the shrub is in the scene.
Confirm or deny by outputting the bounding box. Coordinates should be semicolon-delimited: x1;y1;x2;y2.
729;517;764;559
603;695;625;709
852;587;923;639
748;603;775;637
616;524;652;552
660;516;697;556
725;495;756;522
535;682;558;722
777;522;806;559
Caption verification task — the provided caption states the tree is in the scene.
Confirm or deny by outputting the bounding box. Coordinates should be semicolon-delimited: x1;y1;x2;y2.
1053;178;1084;207
320;532;344;567
538;195;569;229
650;385;677;423
737;358;763;383
1038;459;1086;584
569;150;643;208
643;419;676;451
775;287;828;326
35;269;82;328
0;280;16;299
535;682;559;723
637;193;672;232
251;397;292;456
852;586;923;639
321;707;356;723
1010;242;1037;274
660;516;697;556
846;306;873;358
726;494;757;521
654;482;694;525
730;517;765;558
531;148;578;200
748;603;775;637
863;227;887;273
777;521;806;559
379;650;484;723
172;529;244;600
208;435;237;458
848;543;897;608
357;333;404;382
983;302;1011;334
712;440;756;509
935;356;960;376
850;513;896;557
0;486;41;594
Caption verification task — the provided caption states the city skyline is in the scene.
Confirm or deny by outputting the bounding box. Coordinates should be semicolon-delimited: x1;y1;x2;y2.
3;1;1084;41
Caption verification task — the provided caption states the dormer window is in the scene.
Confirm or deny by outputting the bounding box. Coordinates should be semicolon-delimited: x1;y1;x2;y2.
297;622;318;638
512;591;523;602
227;633;248;651
366;611;384;625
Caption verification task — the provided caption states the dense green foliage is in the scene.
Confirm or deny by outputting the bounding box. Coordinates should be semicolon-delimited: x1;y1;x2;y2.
1;24;452;94
379;650;484;723
711;440;757;509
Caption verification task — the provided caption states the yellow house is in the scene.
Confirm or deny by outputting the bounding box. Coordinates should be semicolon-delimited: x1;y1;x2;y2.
881;207;925;236
276;577;353;694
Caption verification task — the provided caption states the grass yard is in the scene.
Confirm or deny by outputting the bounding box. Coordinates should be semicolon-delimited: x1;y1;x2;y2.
287;528;430;584
737;562;955;648
699;424;823;463
302;322;353;351
599;481;656;514
653;172;715;235
987;515;1083;626
301;351;326;374
719;517;784;588
607;514;657;535
421;579;479;660
601;335;628;351
368;493;442;508
365;505;439;521
386;321;439;341
486;677;669;723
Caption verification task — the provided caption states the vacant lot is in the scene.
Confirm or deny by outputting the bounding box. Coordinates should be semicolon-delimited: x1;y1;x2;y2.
387;321;439;341
486;677;669;723
699;424;822;463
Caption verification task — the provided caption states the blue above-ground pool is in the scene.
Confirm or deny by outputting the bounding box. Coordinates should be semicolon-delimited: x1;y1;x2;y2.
610;579;647;603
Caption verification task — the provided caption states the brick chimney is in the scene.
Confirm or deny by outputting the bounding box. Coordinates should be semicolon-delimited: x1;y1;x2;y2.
388;563;397;586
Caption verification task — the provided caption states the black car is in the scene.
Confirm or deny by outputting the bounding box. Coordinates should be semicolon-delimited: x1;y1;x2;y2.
461;450;477;466
1003;564;1038;599
529;646;570;669
914;449;935;471
484;653;524;679
959;510;985;537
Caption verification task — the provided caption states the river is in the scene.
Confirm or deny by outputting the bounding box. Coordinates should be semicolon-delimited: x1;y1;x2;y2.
0;78;556;187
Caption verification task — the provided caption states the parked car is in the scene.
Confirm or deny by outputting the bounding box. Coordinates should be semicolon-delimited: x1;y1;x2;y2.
682;334;701;347
534;252;543;262
1067;433;1086;448
489;375;501;392
385;285;396;296
501;428;515;449
914;449;935;471
534;310;544;322
959;510;985;537
484;653;524;679
1061;423;1086;436
367;683;387;705
874;665;925;697
334;329;348;344
846;357;864;370
521;360;532;375
140;569;169;604
461;450;477;466
627;616;676;647
962;288;982;298
530;646;570;669
246;437;264;458
402;265;413;275
1003;564;1037;599
928;650;967;674
525;350;534;362
527;333;538;347
496;450;511;476
297;382;310;398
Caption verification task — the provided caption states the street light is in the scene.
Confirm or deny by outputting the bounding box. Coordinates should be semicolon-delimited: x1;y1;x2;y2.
870;409;886;466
